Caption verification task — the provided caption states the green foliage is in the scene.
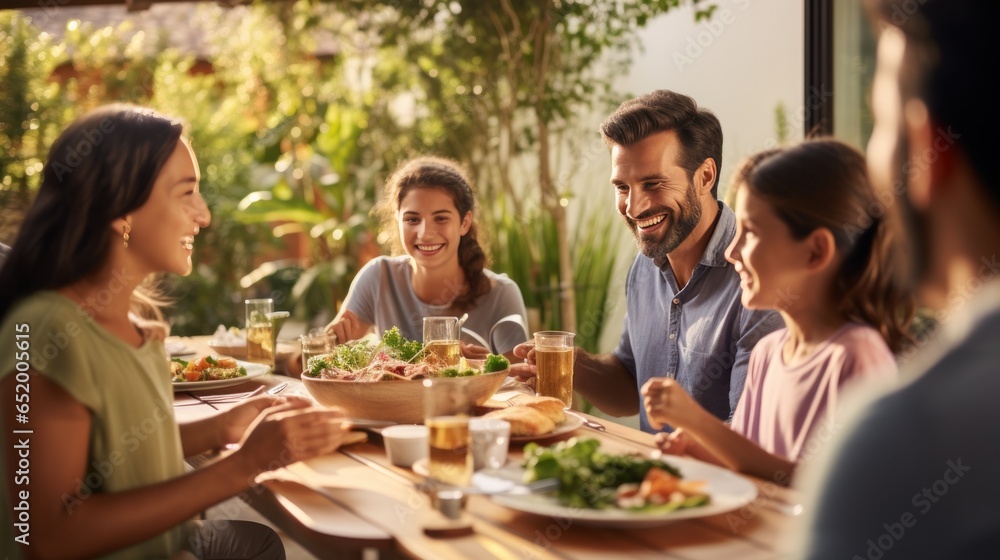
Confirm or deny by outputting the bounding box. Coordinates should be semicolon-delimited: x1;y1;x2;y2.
774;101;790;145
378;326;423;362
483;353;510;373
4;0;700;349
522;437;683;509
571;206;623;354
307;339;375;376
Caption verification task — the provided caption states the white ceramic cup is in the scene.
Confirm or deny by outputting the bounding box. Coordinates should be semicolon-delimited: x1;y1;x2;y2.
470;418;511;470
382;425;429;468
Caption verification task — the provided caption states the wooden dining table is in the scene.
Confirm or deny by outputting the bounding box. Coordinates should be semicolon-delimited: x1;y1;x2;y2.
170;336;801;560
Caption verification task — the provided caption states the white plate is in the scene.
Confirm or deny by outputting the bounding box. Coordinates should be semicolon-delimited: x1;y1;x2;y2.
172;361;269;392
509;411;585;443
490;455;758;528
165;339;195;357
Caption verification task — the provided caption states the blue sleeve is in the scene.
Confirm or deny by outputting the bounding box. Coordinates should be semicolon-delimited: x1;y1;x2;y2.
611;260;638;379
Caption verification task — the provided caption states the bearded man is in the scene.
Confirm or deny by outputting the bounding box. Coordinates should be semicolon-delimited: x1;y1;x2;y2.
517;90;782;432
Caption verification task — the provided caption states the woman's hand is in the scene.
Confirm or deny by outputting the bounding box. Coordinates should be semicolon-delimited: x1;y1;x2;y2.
217;395;313;445
460;341;490;360
233;403;351;472
324;310;365;345
641;378;707;431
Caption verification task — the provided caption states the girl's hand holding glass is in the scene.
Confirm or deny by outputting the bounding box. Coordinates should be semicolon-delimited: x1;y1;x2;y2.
641;378;708;431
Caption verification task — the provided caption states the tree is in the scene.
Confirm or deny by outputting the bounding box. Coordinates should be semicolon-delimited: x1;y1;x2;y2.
340;0;715;332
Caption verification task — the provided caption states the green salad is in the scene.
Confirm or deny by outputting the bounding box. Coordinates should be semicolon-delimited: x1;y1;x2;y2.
303;326;511;380
522;438;710;512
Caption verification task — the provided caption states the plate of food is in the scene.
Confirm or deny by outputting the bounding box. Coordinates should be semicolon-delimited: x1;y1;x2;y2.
480;396;585;442
300;327;512;423
171;356;269;392
489;438;757;528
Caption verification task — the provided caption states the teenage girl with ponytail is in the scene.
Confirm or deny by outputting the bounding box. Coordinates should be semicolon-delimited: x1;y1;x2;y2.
323;156;528;360
642;139;913;483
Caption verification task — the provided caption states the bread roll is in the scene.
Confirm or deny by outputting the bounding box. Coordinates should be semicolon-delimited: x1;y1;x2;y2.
483;406;555;437
518;396;566;424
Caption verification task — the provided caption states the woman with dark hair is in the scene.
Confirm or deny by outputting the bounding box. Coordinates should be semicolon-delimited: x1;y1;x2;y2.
642;139;913;483
0;105;350;560
324;156;528;358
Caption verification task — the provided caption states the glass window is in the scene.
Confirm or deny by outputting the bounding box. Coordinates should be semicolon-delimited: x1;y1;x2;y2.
833;0;877;150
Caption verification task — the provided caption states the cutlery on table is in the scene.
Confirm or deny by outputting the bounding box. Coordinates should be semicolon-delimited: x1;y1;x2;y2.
267;382;288;395
579;417;607;432
418;475;560;497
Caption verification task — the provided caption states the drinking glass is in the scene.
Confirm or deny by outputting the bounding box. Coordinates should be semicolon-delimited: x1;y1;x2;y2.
245;298;274;367
534;331;575;407
300;330;336;373
423;378;473;486
423;316;461;366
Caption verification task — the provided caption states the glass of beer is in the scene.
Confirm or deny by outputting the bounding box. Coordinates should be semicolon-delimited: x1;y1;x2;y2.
423;316;461;366
300;330;336;373
534;331;575;407
245;298;274;367
423;378;473;486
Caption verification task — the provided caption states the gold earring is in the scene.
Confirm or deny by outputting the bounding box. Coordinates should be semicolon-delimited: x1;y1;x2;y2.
123;223;131;248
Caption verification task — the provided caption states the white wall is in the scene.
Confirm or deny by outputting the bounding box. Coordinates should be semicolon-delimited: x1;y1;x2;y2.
563;0;805;352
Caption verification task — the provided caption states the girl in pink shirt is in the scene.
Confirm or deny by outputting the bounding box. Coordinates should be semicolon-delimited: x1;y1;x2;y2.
642;139;913;483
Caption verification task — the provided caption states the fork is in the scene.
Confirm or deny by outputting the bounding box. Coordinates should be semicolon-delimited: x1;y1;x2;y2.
503;396;521;407
267;382;288;395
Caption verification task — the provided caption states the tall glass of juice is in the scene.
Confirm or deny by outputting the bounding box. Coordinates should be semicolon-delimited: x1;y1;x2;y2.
245;298;274;367
423;316;461;366
423;378;473;486
534;331;575;407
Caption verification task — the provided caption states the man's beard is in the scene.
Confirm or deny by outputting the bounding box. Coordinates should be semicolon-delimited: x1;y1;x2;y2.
625;181;703;262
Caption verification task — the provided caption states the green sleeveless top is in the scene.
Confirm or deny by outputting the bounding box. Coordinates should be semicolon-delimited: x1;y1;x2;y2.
0;292;188;559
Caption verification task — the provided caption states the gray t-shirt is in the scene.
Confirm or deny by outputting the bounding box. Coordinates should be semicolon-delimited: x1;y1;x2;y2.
800;279;1000;559
612;202;784;432
342;255;529;354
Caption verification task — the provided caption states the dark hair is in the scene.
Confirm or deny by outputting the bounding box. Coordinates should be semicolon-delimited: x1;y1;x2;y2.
742;139;914;353
0;104;184;321
867;0;1000;210
375;156;490;312
600;89;724;198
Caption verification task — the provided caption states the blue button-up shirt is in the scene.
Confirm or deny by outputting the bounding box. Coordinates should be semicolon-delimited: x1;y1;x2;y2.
613;202;784;433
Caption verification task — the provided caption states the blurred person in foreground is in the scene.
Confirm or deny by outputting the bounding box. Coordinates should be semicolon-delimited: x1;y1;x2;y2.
516;90;782;432
0;105;350;559
799;0;1000;557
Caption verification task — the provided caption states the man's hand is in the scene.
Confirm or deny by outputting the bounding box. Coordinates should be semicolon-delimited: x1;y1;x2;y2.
510;341;538;381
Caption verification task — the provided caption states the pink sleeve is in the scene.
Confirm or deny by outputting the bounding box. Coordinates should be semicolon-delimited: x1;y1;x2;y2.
730;331;781;435
838;328;897;385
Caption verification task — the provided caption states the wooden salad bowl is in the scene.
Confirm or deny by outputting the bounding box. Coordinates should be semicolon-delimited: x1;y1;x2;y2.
301;367;509;424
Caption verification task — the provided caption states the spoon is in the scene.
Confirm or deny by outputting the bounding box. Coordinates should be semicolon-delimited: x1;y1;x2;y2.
457;313;469;330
